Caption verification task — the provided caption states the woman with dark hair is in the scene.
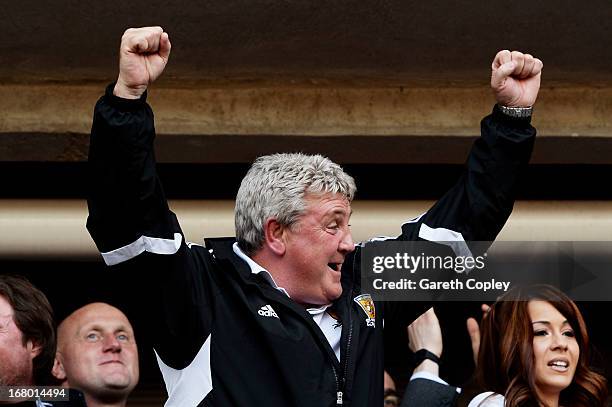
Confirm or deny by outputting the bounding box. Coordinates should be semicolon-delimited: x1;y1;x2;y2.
468;284;608;407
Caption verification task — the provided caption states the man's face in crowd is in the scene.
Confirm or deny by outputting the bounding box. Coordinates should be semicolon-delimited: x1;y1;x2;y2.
283;192;354;306
0;295;39;386
383;370;399;407
54;303;139;400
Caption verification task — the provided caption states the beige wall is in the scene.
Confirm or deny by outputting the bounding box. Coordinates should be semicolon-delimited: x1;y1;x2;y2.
1;200;611;260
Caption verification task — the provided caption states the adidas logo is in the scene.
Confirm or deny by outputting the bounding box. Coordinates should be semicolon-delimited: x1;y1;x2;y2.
257;304;279;319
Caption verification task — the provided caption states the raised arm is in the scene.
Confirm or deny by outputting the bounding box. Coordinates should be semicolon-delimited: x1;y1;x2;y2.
399;50;543;244
384;51;542;329
88;27;174;263
87;27;214;372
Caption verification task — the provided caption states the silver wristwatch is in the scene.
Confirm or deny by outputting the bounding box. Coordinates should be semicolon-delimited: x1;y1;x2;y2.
498;104;533;118
497;105;533;117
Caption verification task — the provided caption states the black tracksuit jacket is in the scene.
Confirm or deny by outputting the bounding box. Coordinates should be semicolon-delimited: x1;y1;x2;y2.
87;84;535;407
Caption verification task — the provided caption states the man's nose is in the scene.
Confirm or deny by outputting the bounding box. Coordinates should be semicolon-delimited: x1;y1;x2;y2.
339;229;355;254
102;334;121;352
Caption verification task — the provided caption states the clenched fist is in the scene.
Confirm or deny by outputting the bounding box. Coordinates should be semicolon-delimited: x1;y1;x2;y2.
113;26;171;99
491;50;543;108
407;307;442;375
407;307;442;357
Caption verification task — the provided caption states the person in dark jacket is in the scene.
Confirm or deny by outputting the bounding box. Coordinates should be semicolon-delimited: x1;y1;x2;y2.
401;308;459;407
87;26;542;407
0;275;88;407
52;303;139;407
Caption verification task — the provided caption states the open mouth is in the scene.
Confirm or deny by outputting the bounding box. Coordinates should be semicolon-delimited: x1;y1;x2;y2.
328;263;342;272
548;359;569;372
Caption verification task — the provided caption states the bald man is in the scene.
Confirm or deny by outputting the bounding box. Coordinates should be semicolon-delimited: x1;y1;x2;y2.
52;303;139;407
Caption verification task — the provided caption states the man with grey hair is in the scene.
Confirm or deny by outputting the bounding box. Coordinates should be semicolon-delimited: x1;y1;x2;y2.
234;153;357;307
87;27;542;407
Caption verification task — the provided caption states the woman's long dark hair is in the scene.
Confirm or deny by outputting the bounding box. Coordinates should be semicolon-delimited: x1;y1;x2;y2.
477;285;608;407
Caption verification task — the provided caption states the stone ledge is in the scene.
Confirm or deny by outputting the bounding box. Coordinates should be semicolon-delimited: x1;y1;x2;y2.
1;83;611;163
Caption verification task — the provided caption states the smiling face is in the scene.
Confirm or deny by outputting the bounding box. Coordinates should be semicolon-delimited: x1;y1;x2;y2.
529;300;579;401
54;303;139;403
281;192;355;306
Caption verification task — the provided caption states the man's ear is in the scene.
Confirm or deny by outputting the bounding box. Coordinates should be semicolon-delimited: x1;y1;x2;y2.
51;354;67;381
26;340;42;359
263;218;286;256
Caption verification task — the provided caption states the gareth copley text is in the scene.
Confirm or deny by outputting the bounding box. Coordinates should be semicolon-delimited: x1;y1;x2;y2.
372;278;511;292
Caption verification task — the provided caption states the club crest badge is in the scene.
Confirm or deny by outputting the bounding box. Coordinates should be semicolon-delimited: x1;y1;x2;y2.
354;294;376;327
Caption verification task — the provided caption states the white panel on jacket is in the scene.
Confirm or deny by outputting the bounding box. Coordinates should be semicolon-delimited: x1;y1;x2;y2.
155;334;213;407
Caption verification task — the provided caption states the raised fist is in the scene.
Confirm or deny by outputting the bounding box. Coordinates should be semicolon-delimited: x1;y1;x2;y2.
407;307;442;357
113;26;171;99
491;50;543;108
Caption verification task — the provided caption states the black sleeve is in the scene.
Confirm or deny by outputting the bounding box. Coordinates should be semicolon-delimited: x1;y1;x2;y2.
383;106;535;327
399;104;535;244
400;378;459;407
86;83;214;369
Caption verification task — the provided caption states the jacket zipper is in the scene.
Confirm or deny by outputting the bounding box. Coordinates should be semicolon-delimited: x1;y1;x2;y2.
332;365;342;405
333;315;353;406
339;301;354;407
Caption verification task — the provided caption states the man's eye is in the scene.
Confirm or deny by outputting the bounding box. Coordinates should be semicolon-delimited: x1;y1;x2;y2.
117;334;129;341
86;333;100;341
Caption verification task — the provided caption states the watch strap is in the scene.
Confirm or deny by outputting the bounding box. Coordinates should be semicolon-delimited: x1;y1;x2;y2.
412;349;441;366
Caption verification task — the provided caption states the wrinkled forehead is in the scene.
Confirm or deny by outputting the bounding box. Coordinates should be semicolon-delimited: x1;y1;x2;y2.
0;296;20;338
0;294;14;316
0;313;13;329
304;190;351;208
302;191;352;215
303;190;351;204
